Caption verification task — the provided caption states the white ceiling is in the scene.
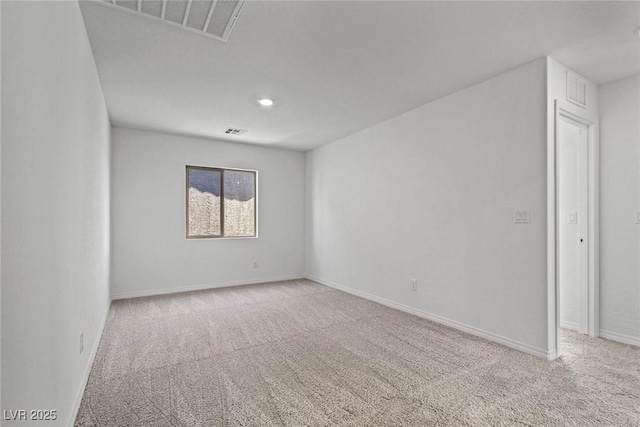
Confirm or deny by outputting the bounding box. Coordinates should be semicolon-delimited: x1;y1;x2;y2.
79;0;640;151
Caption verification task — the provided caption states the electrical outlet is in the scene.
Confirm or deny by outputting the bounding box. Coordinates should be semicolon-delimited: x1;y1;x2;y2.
252;260;258;269
80;332;84;354
410;279;418;292
636;212;640;224
514;209;530;224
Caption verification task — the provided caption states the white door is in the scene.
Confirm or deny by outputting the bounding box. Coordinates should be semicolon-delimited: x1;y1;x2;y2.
558;115;589;334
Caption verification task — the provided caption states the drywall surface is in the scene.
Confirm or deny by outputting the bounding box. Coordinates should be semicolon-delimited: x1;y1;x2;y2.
306;58;549;357
598;74;640;345
0;0;3;413
1;2;111;425
111;127;305;297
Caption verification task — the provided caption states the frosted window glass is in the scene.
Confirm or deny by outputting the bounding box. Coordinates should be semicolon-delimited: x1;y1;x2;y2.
187;168;221;237
223;170;255;237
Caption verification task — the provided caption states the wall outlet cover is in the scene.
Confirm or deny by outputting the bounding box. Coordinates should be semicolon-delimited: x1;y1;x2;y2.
514;209;531;224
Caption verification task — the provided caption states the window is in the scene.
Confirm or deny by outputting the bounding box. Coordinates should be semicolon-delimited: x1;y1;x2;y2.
186;166;257;238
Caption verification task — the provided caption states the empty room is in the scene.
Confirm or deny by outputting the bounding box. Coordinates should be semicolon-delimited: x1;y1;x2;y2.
1;0;639;426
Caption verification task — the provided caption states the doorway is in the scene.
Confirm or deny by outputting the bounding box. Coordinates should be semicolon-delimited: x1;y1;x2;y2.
558;116;588;338
554;102;599;357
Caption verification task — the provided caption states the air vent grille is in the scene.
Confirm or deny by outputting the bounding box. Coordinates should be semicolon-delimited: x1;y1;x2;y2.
98;0;244;42
225;128;247;136
566;71;587;108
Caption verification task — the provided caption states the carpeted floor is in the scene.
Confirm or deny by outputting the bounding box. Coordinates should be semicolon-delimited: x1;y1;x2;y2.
75;279;640;426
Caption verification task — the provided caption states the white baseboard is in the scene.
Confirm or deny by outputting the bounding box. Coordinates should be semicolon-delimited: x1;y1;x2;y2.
307;275;552;360
599;329;640;348
112;275;305;300
68;300;111;427
560;320;578;331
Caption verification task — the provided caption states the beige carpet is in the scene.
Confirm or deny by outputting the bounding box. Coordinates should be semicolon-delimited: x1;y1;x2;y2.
75;279;640;426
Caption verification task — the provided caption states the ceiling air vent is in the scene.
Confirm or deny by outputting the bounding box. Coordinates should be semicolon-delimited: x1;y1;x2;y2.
97;0;245;42
224;128;247;136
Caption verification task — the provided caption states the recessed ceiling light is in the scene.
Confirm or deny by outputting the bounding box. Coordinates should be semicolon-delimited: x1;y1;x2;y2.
258;98;274;107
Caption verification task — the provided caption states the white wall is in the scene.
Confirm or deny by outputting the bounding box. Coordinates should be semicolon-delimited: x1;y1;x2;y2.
0;0;3;412
1;2;111;425
0;0;4;413
306;58;550;357
111;127;305;298
598;74;640;346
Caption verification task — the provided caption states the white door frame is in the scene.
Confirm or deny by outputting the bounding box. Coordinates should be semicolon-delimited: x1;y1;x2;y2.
550;100;599;358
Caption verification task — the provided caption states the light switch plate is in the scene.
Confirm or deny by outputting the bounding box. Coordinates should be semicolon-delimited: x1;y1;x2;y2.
569;212;577;224
514;209;530;224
